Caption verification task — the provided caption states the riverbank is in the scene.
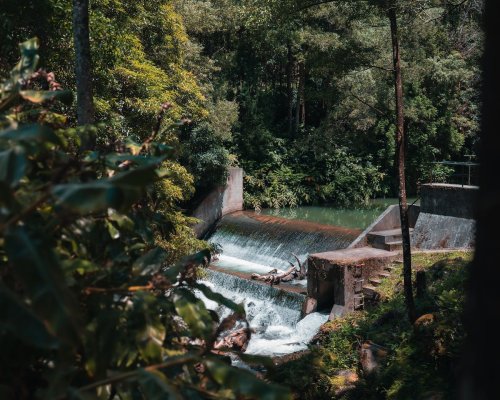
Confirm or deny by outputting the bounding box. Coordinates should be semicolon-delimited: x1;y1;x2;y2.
268;251;471;399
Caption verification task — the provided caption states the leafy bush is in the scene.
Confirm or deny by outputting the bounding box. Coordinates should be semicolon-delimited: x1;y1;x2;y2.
180;122;231;194
0;39;289;400
243;137;385;210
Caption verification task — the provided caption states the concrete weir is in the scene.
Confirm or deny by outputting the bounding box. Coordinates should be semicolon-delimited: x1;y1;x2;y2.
306;183;477;319
307;247;398;318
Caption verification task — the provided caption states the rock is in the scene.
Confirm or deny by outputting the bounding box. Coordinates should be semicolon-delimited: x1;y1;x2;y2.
302;297;317;316
414;313;436;330
360;341;388;376
332;370;359;396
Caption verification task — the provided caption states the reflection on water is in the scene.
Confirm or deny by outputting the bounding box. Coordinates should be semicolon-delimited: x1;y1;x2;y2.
260;198;417;230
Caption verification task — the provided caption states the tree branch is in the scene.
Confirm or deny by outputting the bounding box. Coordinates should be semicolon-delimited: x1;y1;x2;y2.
75;354;198;394
349;90;386;116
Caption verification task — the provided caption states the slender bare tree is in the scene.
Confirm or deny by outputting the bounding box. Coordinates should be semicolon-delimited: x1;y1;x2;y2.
72;0;94;126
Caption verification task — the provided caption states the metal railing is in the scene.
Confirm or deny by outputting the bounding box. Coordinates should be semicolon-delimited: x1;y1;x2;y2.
430;159;479;186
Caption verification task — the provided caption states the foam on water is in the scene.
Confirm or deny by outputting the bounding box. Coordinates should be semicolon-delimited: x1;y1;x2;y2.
198;270;328;357
201;211;356;357
208;211;358;272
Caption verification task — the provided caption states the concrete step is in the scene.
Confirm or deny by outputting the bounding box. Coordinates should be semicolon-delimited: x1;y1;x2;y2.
371;240;403;251
384;240;403;251
369;278;382;286
384;265;397;271
363;284;379;298
367;228;413;248
378;272;391;279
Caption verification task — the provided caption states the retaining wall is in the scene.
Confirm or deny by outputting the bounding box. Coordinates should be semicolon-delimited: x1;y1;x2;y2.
192;167;244;238
349;204;420;249
412;183;477;249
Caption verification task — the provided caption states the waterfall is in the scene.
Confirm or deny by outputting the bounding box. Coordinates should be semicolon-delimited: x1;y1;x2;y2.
199;270;328;357
208;211;359;273
199;211;355;357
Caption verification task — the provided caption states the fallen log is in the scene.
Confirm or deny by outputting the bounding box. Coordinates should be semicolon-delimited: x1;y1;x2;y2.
250;254;306;285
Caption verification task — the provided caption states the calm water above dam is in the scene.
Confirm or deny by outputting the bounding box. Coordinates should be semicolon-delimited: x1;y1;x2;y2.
260;198;406;230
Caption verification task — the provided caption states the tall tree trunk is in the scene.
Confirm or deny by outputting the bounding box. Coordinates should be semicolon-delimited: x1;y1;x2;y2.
295;63;300;137
388;4;416;324
287;44;294;136
73;0;94;126
299;61;306;127
461;1;500;398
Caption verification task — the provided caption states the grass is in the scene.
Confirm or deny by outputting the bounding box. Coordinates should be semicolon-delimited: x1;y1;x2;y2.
268;251;472;400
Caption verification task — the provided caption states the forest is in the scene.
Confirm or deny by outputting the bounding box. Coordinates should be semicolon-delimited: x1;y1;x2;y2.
0;0;488;399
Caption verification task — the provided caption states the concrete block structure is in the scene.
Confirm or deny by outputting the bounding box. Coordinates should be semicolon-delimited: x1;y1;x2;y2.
307;247;398;317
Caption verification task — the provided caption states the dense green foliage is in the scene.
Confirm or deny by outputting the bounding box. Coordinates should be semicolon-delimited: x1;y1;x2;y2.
269;252;471;399
179;0;483;207
0;40;289;400
0;0;236;201
0;1;484;398
1;0;483;208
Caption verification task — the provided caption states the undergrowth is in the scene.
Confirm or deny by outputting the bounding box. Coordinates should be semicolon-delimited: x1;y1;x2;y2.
268;251;472;400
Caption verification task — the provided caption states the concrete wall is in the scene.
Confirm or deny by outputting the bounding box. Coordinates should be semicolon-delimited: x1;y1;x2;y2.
349;204;420;248
412;184;477;250
192;167;244;238
420;183;477;218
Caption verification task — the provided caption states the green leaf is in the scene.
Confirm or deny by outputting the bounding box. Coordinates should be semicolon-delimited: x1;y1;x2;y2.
193;283;245;315
110;164;163;186
205;359;291;400
132;247;168;276
4;226;81;346
105;220;120;239
0;147;26;185
61;259;99;275
0;283;59;350
125;138;142;155
53;165;165;214
11;38;40;83
138;370;182;400
162;249;211;282
105;154;165;169
52;182;141;214
108;209;134;230
19;90;73;105
0;124;62;145
174;288;214;340
235;353;275;368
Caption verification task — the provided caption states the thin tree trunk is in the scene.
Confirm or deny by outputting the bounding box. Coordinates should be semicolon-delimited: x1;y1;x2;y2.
73;0;94;126
295;63;300;136
299;61;306;126
388;4;416;324
287;44;294;136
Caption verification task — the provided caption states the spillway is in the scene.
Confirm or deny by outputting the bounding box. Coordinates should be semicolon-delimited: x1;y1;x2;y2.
199;211;360;357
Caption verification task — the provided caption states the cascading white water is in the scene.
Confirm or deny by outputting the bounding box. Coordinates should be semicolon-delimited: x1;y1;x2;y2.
208;211;358;274
198;270;328;357
201;212;356;357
